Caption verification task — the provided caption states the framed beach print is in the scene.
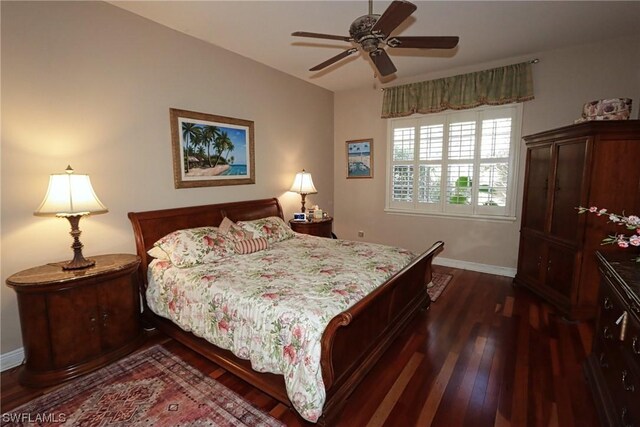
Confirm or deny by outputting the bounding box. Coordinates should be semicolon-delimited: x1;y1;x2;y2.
170;108;255;188
346;139;373;179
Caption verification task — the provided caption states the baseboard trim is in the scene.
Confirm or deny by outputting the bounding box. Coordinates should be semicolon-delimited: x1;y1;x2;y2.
433;256;516;278
1;347;24;372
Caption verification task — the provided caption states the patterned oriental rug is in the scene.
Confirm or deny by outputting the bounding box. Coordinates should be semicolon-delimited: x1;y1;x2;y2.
2;345;284;427
428;272;453;302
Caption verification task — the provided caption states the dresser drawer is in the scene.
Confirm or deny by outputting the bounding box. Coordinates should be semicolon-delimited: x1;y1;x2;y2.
621;311;640;379
593;279;627;351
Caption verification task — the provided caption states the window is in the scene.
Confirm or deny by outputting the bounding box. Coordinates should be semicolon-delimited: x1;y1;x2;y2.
386;104;521;219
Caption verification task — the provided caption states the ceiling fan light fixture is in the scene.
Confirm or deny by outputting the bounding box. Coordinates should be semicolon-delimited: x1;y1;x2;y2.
361;38;379;53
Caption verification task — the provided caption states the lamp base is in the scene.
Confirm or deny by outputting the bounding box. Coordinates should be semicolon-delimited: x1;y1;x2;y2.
62;215;95;270
300;193;307;213
63;256;95;270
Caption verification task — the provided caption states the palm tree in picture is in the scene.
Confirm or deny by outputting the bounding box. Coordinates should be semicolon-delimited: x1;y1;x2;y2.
222;139;235;166
201;125;220;168
181;122;199;173
191;127;205;168
213;131;232;168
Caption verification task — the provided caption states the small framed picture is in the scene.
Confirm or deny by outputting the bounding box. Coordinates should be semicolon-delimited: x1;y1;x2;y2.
346;139;373;179
293;213;306;221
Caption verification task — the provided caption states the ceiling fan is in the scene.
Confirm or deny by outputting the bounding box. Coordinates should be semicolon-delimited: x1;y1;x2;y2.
292;0;459;77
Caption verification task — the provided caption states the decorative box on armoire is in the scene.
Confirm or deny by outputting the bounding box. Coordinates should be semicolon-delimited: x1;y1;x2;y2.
514;121;640;320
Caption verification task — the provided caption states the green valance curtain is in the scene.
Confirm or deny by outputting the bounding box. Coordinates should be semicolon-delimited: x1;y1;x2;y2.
381;61;534;118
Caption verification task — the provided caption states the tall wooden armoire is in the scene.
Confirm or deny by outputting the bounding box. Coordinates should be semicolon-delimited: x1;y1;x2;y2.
515;121;640;320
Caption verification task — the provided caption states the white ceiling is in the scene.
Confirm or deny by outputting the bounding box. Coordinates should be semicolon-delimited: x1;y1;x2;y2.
110;1;640;92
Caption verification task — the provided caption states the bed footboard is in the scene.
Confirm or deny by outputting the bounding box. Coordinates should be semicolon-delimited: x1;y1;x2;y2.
319;240;444;424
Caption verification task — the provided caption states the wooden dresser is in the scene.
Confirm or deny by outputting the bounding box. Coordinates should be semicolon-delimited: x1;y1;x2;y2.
514;121;640;319
585;252;640;427
6;254;143;387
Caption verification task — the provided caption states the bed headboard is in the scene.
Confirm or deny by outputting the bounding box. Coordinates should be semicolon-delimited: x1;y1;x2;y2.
128;197;284;285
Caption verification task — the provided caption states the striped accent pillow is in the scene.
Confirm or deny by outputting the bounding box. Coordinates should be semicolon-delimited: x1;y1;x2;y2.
234;237;269;254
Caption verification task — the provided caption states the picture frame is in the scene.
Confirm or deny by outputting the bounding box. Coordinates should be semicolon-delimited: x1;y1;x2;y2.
170;108;255;188
346;139;373;179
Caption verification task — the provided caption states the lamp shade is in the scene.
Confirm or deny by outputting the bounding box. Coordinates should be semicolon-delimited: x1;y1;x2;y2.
289;169;317;195
34;166;108;217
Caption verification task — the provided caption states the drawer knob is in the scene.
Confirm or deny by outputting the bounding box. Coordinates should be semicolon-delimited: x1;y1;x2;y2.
89;315;97;332
604;297;613;310
603;326;614;340
622;370;636;392
633;336;640;355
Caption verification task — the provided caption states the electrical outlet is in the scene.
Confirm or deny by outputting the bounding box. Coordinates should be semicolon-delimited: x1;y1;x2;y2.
358;231;364;237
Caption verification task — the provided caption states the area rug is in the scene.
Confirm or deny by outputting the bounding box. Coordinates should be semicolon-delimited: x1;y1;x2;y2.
428;272;453;302
1;345;284;427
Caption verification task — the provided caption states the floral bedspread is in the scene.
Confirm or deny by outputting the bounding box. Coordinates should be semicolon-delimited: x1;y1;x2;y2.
146;234;415;422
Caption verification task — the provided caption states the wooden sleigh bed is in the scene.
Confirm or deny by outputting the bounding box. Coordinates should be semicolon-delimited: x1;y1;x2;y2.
128;197;444;425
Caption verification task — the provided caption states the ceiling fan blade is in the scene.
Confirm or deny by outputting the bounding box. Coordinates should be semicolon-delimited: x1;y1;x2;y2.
387;36;460;49
369;49;397;76
371;0;417;38
292;31;352;42
310;48;358;71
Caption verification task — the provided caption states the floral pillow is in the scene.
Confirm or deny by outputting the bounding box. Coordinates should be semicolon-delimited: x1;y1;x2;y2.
153;226;235;268
236;216;295;244
218;216;253;241
147;246;170;260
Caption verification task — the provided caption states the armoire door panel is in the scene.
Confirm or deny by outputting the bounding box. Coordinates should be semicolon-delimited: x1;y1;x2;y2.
550;138;588;243
517;236;545;286
545;244;576;301
522;145;552;232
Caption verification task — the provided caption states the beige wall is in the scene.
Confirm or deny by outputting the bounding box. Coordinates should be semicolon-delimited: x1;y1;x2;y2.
1;2;333;354
334;35;640;270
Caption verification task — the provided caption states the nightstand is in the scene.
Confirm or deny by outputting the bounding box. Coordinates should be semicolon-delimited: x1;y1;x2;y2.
6;253;143;387
289;217;334;238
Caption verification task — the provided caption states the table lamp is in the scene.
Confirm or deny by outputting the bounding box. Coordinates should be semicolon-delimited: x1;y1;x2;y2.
289;169;317;213
34;166;108;270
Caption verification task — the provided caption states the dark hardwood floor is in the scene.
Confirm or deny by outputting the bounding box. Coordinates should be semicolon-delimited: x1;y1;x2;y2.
1;266;600;426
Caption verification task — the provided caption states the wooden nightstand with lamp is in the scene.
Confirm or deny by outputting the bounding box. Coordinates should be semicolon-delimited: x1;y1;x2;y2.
5;166;143;387
289;169;336;238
